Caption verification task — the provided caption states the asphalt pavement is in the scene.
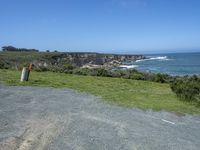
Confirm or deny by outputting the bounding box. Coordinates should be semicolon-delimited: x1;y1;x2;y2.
0;85;200;150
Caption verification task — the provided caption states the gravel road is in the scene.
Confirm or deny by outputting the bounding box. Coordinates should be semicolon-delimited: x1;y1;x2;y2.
0;85;200;150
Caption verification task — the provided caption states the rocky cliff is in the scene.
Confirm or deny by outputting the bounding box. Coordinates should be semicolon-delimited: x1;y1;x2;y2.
0;52;145;69
51;52;145;66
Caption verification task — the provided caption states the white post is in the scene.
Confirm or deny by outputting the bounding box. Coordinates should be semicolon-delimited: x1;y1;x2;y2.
20;67;29;81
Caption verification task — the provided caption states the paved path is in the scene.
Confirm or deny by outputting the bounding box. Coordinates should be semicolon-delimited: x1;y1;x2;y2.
0;85;200;150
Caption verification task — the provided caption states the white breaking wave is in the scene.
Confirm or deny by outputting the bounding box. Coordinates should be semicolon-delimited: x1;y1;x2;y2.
135;59;145;62
119;65;138;69
135;56;171;62
149;56;167;60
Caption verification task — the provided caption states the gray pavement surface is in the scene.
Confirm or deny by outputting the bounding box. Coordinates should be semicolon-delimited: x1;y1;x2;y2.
0;85;200;150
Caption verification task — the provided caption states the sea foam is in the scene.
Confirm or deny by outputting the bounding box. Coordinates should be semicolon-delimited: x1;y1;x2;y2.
136;56;170;62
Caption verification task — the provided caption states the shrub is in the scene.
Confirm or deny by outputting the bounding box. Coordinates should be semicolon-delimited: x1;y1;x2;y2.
108;70;122;78
170;75;200;103
96;68;109;77
45;63;75;73
72;68;90;76
129;73;144;80
154;73;166;83
34;66;49;72
119;70;131;79
0;61;6;69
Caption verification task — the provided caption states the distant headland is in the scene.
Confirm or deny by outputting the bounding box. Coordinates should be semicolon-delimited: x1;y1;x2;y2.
0;46;145;70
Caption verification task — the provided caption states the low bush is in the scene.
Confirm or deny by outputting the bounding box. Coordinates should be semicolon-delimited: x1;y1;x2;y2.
69;68;173;83
0;61;9;69
154;73;170;83
0;62;6;69
34;66;49;72
130;73;144;80
170;75;200;103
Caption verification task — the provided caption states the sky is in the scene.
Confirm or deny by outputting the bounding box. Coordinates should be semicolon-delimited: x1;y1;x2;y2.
1;0;200;54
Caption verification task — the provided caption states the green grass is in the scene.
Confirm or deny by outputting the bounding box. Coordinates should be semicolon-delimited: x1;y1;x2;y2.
1;69;200;114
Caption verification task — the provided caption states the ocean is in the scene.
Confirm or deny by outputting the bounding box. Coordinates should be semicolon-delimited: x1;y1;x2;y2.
127;52;200;76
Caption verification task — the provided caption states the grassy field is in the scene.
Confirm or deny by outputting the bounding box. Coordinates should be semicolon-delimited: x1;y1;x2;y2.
0;69;200;114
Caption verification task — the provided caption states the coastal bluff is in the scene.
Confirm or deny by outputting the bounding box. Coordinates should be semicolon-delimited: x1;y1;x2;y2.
0;51;145;69
52;52;145;66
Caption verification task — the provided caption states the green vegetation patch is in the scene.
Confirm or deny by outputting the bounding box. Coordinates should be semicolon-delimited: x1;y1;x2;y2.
171;75;200;104
0;69;200;114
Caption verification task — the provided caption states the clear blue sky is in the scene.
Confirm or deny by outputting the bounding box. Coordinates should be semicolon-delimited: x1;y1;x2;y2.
1;0;200;53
